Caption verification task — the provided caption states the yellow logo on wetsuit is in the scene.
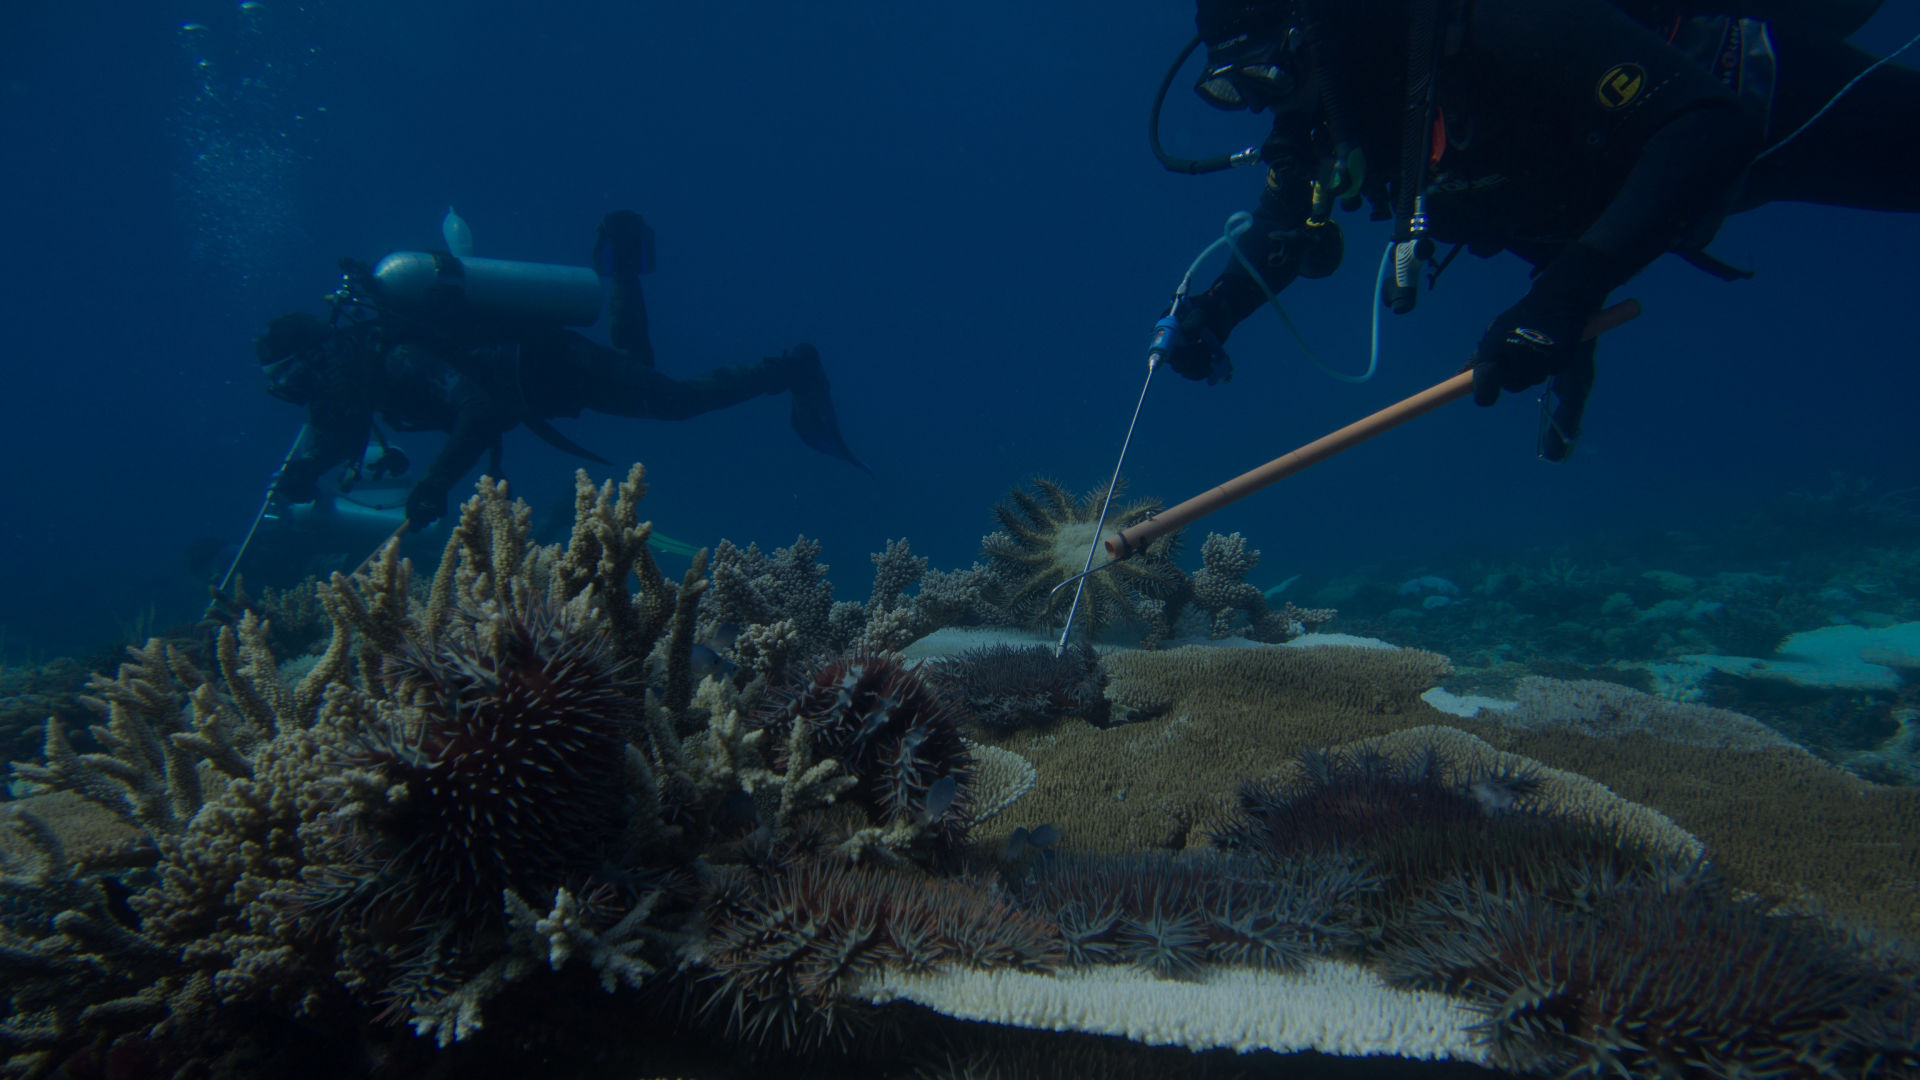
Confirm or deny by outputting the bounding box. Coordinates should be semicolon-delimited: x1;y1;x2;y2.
1596;63;1647;109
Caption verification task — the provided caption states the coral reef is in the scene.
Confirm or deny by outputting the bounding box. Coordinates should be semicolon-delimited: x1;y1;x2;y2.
980;479;1185;644
1189;532;1334;643
852;959;1489;1062
0;466;732;1069
1216;741;1693;923
315;596;640;935
1012;850;1373;979
705;535;839;663
5;465;1918;1078
756;651;976;860
930;643;1109;733
0;657;95;766
1493;675;1801;750
703;859;1061;1050
1381;863;1920;1078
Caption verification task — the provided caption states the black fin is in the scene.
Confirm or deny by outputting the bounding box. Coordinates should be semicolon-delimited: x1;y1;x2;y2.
790;387;873;476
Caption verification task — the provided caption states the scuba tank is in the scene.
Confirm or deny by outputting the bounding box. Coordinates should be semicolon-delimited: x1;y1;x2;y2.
371;251;604;327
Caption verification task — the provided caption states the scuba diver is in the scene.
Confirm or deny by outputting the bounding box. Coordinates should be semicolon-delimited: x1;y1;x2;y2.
254;209;869;528
1157;0;1916;459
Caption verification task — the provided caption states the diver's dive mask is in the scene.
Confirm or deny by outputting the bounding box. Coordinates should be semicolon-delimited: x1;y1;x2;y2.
1194;28;1303;111
262;351;325;405
256;311;335;405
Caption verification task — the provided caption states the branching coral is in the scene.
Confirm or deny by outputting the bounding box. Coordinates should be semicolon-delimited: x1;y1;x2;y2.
317;597;639;934
756;652;975;862
981;479;1184;644
0;465;725;1071
1189;531;1334;642
704;536;838;662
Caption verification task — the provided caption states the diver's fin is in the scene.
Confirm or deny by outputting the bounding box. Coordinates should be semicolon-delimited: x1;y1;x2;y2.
524;417;614;465
791;386;873;477
593;210;656;278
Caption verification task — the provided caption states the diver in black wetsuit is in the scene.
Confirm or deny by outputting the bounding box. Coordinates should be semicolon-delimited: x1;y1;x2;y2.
254;210;868;527
1162;0;1917;459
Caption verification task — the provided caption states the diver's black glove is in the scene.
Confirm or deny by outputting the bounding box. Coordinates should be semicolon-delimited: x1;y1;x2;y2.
1163;292;1233;384
405;484;448;529
1470;244;1626;406
275;458;324;505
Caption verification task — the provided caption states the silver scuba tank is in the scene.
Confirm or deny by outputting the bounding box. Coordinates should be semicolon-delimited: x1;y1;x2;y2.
371;251;604;327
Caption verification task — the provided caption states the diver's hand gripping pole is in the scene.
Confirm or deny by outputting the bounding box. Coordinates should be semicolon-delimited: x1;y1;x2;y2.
1104;300;1642;561
1148;294;1233;383
1145;312;1182;370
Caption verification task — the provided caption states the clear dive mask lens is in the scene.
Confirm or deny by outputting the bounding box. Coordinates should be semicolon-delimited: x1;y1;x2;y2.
1192;43;1296;112
1196;65;1248;108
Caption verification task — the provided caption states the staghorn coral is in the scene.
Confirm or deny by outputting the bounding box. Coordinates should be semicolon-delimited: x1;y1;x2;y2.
0;621;335;1075
913;563;1007;630
0;657;92;765
930;643;1109;733
756;652;975;862
0;465;726;1070
704;536;838;662
981;478;1185;644
1188;531;1334;643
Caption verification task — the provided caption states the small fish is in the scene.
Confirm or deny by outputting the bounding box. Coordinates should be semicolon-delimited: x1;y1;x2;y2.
707;621;740;653
689;643;736;680
238;1;261;10
921;774;957;825
1003;826;1031;861
1002;822;1059;863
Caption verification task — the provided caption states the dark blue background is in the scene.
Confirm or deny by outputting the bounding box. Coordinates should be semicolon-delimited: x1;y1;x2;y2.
3;1;1916;656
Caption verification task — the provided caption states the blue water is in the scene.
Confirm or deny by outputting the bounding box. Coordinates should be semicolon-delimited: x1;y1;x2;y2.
3;0;1917;658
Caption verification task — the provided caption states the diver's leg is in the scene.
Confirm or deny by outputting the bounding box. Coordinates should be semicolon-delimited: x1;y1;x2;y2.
590;344;870;472
609;274;653;365
595;211;656;367
596;361;788;421
1739;31;1920;213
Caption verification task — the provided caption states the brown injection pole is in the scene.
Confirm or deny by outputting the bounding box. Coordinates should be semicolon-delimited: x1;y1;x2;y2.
1105;300;1642;560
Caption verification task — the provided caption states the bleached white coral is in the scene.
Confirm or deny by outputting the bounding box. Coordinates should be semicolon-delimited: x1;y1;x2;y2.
851;960;1490;1062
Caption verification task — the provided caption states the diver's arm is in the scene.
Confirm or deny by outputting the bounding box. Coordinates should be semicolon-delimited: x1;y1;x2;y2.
1164;169;1324;381
1543;101;1762;295
407;382;515;526
1192;170;1317;329
1467;0;1764;404
1479;0;1765;300
277;404;370;503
